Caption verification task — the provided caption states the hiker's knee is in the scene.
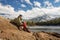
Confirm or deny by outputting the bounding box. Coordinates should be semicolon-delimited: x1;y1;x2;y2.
18;26;23;30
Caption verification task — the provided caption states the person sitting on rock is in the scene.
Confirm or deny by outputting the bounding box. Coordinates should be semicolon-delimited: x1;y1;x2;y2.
10;14;30;33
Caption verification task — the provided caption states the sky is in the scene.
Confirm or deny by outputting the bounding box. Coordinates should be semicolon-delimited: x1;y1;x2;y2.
0;0;60;19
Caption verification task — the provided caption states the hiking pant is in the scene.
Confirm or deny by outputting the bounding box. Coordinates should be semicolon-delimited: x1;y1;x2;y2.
23;28;30;33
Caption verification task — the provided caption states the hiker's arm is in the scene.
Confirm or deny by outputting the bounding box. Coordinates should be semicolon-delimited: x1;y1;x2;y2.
19;18;24;25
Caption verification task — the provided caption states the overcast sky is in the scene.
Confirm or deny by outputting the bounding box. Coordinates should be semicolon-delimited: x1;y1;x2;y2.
0;0;60;19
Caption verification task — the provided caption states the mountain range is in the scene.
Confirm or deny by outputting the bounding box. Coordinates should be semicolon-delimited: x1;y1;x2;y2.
28;14;60;22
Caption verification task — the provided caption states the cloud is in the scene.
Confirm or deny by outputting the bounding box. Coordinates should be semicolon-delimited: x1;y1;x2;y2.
33;1;41;8
0;3;15;14
21;4;26;7
55;0;60;3
15;7;60;19
44;1;54;8
40;7;60;14
0;3;60;19
0;3;42;19
0;3;18;19
25;0;32;5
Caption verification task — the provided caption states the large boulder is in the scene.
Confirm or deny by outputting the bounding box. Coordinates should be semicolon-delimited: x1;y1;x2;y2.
33;32;60;40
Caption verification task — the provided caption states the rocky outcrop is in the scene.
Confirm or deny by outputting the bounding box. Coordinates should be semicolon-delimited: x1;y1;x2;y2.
0;16;35;40
33;32;60;40
0;16;60;40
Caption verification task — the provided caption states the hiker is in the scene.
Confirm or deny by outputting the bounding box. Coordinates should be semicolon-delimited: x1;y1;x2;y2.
10;15;30;33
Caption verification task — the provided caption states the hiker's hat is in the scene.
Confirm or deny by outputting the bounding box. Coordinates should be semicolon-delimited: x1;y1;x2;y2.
19;14;22;17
